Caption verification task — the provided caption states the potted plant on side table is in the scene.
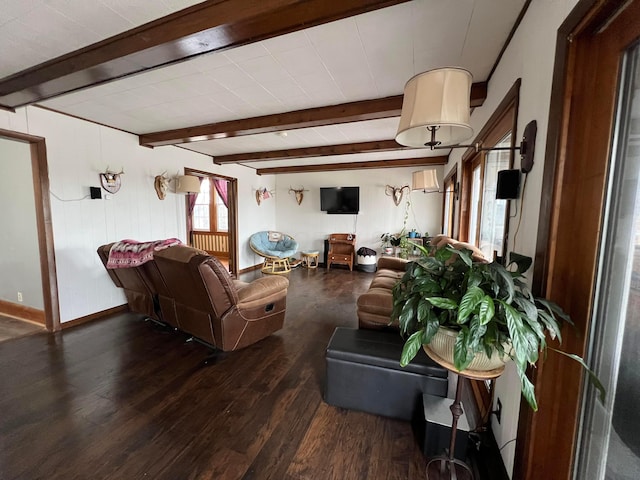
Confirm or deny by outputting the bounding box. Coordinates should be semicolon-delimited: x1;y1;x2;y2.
391;244;604;410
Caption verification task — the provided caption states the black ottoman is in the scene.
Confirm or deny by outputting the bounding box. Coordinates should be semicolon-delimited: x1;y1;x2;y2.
324;327;448;420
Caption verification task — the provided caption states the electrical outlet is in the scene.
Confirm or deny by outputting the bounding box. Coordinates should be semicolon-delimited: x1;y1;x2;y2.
495;398;502;424
17;292;23;302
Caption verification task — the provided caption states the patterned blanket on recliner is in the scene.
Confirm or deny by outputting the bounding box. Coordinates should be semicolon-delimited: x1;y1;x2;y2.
106;238;182;268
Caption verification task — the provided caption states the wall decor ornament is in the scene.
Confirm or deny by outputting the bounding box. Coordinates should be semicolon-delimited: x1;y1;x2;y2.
255;188;273;206
154;172;169;200
100;167;124;194
385;184;410;206
288;186;308;205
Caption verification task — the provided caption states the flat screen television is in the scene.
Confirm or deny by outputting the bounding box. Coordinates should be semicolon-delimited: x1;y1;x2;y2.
320;187;359;214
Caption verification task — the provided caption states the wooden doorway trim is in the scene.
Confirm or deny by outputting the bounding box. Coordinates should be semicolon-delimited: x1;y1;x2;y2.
184;168;239;276
514;1;640;478
0;128;60;332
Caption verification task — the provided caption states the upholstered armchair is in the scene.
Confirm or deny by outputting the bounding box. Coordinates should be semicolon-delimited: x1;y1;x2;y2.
152;245;288;351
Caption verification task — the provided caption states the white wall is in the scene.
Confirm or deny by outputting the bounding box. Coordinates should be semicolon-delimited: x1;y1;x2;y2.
445;0;580;475
0;137;44;309
274;168;443;257
0;106;276;323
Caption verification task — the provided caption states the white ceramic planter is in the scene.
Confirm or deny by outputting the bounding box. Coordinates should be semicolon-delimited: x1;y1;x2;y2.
424;327;512;372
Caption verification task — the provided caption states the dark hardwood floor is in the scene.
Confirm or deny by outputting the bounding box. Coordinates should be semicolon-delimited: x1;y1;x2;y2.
0;267;478;480
0;314;44;343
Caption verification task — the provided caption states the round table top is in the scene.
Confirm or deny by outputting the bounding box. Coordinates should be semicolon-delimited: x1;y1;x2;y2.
424;345;505;380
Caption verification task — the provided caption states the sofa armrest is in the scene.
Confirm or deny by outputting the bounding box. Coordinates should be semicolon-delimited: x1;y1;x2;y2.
377;256;409;271
236;276;289;304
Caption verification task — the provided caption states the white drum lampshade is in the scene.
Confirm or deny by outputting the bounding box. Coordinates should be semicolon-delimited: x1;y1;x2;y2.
176;175;201;194
396;68;473;148
412;170;440;193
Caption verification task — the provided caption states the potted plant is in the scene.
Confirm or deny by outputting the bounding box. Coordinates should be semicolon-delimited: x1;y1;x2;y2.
391;244;604;411
380;233;394;255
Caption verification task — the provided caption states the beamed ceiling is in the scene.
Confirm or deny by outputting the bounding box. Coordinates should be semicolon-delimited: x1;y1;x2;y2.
0;0;528;174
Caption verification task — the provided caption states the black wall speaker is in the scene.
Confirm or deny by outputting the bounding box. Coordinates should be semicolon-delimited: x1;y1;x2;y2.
496;169;521;200
90;186;102;199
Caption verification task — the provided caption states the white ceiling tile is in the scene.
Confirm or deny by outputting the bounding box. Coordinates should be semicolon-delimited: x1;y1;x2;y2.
238;55;292;83
229;85;282;111
272;46;327;77
182;52;231;73
295;70;341;93
47;0;132;38
262;30;310;53
261;78;306;101
101;0;172;26
208;64;258;90
0;0;42;26
223;43;270;63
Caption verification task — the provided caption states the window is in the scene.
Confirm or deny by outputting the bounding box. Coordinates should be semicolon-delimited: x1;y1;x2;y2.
193;177;228;233
477;135;510;259
460;80;519;261
442;168;457;237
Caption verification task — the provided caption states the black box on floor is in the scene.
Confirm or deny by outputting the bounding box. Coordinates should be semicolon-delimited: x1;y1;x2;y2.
412;393;470;460
324;327;448;421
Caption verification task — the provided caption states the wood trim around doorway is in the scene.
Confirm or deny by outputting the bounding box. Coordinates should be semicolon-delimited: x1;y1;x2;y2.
514;1;640;478
184;167;239;276
0;129;60;332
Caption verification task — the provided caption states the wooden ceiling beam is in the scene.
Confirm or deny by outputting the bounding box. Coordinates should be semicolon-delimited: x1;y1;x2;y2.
213;139;414;164
0;0;409;108
139;82;487;147
255;156;448;175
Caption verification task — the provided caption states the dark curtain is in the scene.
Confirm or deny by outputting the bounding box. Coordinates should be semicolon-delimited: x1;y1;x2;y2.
186;177;204;245
213;178;228;208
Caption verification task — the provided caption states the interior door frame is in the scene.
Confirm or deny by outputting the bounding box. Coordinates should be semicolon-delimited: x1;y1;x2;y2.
515;1;640;478
184;167;239;276
0;128;60;332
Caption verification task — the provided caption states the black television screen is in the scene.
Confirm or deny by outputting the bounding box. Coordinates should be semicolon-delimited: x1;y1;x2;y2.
320;187;359;214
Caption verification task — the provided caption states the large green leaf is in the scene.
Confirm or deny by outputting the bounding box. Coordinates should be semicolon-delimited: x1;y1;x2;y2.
452;247;473;267
426;297;458;309
491;263;516;303
537;298;573;325
453;327;474;371
538;309;563;342
502;301;533;365
400;330;424;367
458;285;484;324
509;252;533;276
516;363;538;411
435;246;453;263
478;295;495;325
551;348;606;403
423;317;441;345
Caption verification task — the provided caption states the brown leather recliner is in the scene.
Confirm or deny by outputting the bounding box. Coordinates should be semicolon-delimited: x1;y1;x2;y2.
97;243;159;321
152;245;288;351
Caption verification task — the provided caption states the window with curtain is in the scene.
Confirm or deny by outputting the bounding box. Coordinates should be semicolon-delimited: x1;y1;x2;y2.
193;178;228;232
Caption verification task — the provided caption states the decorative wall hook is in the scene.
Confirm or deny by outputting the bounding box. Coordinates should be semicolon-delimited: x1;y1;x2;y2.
154;171;169;200
255;187;273;206
385;185;410;206
288;186;308;205
100;167;124;194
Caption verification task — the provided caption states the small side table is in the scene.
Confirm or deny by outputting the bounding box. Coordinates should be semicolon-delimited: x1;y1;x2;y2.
423;346;505;480
301;250;319;269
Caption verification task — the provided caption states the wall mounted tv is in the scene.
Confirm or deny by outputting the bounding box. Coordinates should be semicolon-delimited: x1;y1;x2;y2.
320;187;360;214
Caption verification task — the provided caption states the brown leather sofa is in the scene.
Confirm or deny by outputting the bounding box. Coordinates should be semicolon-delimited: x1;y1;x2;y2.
97;243;160;321
356;235;487;330
98;243;289;351
356;256;408;329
